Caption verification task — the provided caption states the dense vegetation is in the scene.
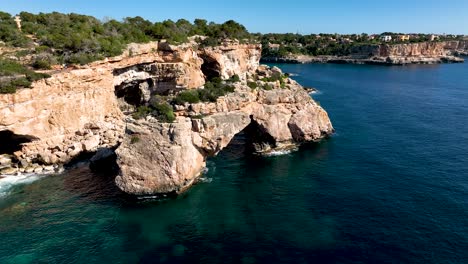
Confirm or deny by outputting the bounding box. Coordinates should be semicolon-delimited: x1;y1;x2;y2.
132;97;176;123
0;11;251;65
0;11;252;93
0;59;49;93
173;76;237;105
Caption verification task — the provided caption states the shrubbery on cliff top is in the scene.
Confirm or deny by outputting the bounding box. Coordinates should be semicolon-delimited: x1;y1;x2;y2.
132;97;176;123
0;11;252;65
0;59;50;94
173;79;236;105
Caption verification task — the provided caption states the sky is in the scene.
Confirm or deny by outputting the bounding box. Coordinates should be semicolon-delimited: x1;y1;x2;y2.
1;0;467;34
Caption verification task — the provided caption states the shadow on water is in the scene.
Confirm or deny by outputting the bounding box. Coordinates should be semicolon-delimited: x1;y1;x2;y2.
121;133;339;264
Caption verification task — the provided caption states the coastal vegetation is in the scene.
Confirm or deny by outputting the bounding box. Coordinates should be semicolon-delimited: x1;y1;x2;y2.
0;10;252;93
1;10;466;95
1;11;251;64
132;97;176;123
173;77;236;105
0;59;49;93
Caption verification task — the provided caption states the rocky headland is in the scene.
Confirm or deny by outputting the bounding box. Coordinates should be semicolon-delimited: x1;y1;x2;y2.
262;41;468;65
0;41;333;195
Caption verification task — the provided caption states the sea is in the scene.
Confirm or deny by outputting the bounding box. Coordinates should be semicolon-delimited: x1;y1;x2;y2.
1;61;467;263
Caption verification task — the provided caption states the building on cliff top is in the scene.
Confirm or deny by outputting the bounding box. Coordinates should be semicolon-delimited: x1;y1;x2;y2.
397;35;410;41
380;35;392;42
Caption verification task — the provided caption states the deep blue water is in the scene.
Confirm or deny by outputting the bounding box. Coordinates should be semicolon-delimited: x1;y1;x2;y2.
1;62;468;263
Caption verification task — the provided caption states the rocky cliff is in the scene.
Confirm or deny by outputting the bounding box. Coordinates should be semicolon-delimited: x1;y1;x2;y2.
263;41;467;65
115;66;333;195
0;41;333;195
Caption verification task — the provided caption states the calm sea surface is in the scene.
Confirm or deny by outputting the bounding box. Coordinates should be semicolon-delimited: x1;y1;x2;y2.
1;61;468;263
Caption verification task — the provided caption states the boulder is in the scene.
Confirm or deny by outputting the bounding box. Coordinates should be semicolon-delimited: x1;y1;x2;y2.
0;167;17;175
81;135;100;152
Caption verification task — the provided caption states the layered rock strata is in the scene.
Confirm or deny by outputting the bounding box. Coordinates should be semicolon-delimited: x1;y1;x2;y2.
0;41;332;196
115;66;333;195
262;41;468;65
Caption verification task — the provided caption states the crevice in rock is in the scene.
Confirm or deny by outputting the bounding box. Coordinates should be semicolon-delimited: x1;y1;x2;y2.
0;130;38;155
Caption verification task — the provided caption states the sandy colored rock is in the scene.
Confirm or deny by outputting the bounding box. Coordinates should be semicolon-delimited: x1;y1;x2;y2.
81;135;100;152
0;41;334;195
115;67;333;195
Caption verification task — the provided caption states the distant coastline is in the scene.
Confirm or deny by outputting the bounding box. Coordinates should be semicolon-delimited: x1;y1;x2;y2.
261;54;464;65
261;41;468;65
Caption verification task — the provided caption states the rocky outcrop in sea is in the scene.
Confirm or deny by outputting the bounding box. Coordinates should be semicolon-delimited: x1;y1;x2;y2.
0;41;333;195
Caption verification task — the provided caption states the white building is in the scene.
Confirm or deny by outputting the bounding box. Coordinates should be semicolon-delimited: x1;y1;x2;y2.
380;35;392;42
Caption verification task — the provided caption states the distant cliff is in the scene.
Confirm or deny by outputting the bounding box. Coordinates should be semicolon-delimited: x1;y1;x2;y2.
0;41;333;195
262;41;468;65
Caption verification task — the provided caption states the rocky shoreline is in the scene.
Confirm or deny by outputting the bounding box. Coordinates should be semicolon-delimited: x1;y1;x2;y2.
0;41;333;196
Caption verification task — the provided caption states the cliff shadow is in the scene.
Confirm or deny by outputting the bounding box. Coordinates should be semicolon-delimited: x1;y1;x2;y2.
0;130;38;155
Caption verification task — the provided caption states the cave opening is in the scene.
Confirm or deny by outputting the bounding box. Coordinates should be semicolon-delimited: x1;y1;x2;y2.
0;130;37;155
213;116;277;159
200;55;221;80
114;78;154;106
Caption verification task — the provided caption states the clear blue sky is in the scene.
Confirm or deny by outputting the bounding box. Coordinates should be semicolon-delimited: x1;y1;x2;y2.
1;0;467;34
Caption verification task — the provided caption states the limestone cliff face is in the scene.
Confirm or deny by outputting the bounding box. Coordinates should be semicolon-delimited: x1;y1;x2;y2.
350;41;468;57
378;42;449;57
263;41;467;65
198;43;262;79
0;41;333;197
0;41;206;170
115;69;333;195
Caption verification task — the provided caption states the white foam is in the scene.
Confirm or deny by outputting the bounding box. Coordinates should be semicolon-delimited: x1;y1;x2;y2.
198;177;213;183
261;148;296;157
0;174;44;197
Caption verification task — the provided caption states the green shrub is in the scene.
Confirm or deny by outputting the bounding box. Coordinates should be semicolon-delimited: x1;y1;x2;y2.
132;105;152;119
210;77;222;84
204;82;214;89
10;77;31;87
279;78;286;88
262;84;273;90
247;81;258;89
224;85;235;93
15;50;31;57
32;59;51;70
173;90;200;105
132;101;175;123
191;114;205;119
0;82;16;94
26;72;50;82
228;74;240;83
130;135;140;144
0;59;27;76
173;80;236;105
151;101;176;123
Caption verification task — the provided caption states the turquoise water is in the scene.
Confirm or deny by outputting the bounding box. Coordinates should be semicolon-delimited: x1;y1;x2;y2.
1;62;468;263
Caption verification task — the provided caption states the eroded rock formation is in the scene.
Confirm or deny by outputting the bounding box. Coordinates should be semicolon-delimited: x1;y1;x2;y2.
115;68;333;195
0;40;332;196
